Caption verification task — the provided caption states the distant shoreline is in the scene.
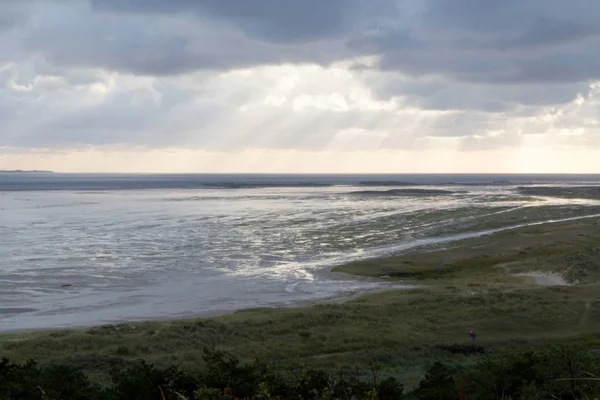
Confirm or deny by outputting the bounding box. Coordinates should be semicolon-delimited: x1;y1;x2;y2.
0;170;54;173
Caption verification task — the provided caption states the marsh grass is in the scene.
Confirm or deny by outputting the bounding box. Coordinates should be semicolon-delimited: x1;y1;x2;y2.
518;186;600;199
2;217;600;389
2;282;600;388
334;216;600;284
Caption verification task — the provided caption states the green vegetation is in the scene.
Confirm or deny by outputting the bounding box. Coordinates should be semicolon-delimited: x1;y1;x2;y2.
357;181;414;186
415;204;600;239
361;204;600;247
3;215;600;397
5;283;600;382
334;216;600;283
3;345;600;399
350;189;459;196
518;185;600;199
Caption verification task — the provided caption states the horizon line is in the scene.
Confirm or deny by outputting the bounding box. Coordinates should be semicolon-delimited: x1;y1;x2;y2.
5;171;600;175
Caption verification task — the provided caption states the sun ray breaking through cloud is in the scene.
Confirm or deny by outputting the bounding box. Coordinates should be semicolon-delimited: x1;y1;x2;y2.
1;0;600;172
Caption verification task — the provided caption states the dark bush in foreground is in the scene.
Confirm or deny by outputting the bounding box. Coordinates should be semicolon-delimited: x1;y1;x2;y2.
0;359;104;400
413;362;458;400
1;345;600;399
109;361;198;400
435;343;485;355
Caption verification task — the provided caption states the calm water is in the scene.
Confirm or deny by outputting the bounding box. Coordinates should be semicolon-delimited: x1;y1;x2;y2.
1;173;600;331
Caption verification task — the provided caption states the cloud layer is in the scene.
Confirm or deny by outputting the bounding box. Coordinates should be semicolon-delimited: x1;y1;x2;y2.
1;0;599;171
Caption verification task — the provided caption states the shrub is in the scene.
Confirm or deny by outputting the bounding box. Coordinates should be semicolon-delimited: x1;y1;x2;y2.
0;345;599;399
412;362;458;400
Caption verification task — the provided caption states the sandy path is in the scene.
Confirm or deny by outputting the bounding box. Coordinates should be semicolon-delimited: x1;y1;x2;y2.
513;272;569;286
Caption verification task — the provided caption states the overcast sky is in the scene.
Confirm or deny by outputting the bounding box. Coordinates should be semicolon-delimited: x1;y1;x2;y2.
1;0;600;172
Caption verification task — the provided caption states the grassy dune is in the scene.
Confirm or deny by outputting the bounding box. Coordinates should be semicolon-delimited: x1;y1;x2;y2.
518;185;600;199
334;215;600;284
2;216;600;388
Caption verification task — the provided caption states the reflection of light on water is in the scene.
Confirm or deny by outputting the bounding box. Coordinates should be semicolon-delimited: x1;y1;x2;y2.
1;182;600;330
535;197;600;207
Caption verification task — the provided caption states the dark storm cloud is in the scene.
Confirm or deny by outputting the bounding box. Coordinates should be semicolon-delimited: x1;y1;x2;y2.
18;0;362;76
0;4;28;31
420;0;600;39
15;0;600;84
50;0;391;76
360;0;600;84
0;13;19;31
91;0;397;43
494;20;600;49
2;0;600;152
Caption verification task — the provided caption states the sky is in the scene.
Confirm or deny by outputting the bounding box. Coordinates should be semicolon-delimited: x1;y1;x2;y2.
1;0;600;173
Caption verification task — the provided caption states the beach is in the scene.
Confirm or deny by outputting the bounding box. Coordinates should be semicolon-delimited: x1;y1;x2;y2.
2;174;600;387
1;215;600;388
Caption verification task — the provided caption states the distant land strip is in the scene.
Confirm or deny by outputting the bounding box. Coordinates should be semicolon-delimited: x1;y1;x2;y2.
0;170;54;173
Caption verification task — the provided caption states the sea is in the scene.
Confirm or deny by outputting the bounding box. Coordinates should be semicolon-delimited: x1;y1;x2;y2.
1;173;600;331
